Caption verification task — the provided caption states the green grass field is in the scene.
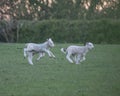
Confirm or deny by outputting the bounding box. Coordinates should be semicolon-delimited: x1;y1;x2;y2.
0;43;120;96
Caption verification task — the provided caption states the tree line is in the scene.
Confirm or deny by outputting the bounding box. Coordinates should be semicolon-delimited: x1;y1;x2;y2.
0;0;120;20
0;0;120;43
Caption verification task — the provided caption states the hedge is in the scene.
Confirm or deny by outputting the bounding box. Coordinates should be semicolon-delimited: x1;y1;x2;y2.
18;19;120;44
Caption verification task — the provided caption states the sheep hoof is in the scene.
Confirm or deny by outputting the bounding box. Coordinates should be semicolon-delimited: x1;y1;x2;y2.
70;61;74;63
29;63;34;65
53;56;56;59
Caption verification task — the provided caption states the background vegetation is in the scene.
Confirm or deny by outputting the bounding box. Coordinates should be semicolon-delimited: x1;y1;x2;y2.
18;19;120;44
0;0;120;20
0;0;120;44
0;19;120;44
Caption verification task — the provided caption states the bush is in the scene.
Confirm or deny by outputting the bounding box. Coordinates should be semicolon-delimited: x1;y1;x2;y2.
18;19;120;44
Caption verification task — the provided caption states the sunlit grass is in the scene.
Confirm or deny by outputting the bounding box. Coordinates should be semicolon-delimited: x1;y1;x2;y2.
0;43;120;96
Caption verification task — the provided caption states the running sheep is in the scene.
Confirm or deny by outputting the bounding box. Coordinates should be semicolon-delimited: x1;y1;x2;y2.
24;38;55;65
61;42;94;64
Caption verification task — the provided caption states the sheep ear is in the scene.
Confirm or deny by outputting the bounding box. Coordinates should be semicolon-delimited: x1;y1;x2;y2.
86;42;90;45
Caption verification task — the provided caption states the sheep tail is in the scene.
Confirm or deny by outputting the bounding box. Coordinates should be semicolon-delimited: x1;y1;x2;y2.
61;48;67;54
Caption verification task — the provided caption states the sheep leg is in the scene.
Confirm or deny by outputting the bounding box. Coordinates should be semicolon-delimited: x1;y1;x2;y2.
27;52;33;65
24;48;27;58
44;49;53;57
80;56;86;62
71;55;77;63
37;52;45;60
80;54;86;62
24;48;33;58
75;55;81;64
66;54;74;63
49;51;56;58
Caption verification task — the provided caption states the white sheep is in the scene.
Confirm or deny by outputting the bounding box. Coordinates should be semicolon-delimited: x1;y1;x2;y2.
24;38;55;65
61;42;94;64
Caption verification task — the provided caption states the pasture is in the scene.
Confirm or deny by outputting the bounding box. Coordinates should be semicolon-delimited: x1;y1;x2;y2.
0;43;120;96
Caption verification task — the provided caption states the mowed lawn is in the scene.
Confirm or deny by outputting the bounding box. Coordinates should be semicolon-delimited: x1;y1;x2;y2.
0;43;120;96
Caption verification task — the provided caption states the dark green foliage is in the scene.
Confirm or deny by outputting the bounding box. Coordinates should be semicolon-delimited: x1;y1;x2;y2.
0;20;18;42
18;19;120;44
